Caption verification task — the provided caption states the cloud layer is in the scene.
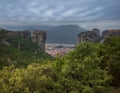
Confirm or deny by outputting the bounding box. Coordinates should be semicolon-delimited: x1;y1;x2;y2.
0;0;120;30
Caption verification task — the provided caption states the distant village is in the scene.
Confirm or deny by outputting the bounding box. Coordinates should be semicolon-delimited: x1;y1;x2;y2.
45;43;75;57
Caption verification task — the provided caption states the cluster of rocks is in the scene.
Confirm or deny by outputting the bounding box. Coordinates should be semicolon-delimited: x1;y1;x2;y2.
8;30;47;50
78;29;120;44
2;28;120;50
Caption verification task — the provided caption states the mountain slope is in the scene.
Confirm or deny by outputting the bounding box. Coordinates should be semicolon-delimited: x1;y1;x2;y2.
46;25;85;44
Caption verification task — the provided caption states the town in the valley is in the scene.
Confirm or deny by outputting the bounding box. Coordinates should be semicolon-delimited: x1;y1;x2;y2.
45;43;75;57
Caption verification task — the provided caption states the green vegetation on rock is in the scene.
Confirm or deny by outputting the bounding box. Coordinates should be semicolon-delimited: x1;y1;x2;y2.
0;29;53;69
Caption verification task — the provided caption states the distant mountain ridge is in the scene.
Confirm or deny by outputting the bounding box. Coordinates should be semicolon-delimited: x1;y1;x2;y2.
45;25;85;44
2;25;86;44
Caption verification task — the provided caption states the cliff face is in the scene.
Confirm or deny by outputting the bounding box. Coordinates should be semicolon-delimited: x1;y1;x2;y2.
8;31;31;39
32;31;47;50
3;30;47;50
78;28;100;44
78;29;120;44
101;29;120;38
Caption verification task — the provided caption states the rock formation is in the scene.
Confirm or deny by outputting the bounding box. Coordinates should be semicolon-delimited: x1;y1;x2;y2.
78;29;120;44
7;30;47;50
78;28;100;44
101;29;120;38
20;31;31;39
32;31;47;50
8;31;31;39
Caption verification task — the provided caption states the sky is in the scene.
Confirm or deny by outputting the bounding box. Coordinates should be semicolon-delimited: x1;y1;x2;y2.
0;0;120;30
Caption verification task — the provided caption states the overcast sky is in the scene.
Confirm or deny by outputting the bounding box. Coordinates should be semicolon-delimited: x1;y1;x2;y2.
0;0;120;30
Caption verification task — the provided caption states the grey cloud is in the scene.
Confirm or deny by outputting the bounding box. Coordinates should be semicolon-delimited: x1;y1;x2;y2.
0;0;120;30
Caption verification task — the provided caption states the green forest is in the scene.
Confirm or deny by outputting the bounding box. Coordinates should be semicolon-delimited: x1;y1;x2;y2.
0;29;120;93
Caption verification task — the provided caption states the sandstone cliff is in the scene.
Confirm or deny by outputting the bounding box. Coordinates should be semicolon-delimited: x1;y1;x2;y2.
101;29;120;38
8;31;31;39
1;29;47;50
78;28;100;44
78;29;120;44
32;31;47;50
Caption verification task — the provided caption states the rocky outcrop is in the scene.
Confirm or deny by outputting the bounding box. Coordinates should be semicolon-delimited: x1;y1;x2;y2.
8;31;31;39
78;29;120;44
32;31;47;50
101;29;120;39
5;30;47;50
78;28;100;44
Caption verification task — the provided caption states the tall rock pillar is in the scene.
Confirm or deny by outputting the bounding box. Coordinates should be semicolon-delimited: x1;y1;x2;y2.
32;31;47;50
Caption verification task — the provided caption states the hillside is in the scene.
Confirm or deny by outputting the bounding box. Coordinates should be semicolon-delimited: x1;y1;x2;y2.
46;25;85;44
3;25;86;44
0;29;53;69
0;36;120;93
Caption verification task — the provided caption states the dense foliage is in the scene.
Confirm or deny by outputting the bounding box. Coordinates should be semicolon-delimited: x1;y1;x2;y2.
100;37;120;88
0;29;120;93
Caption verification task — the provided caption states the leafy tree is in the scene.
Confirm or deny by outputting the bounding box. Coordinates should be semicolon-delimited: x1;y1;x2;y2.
55;42;113;93
100;37;120;88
